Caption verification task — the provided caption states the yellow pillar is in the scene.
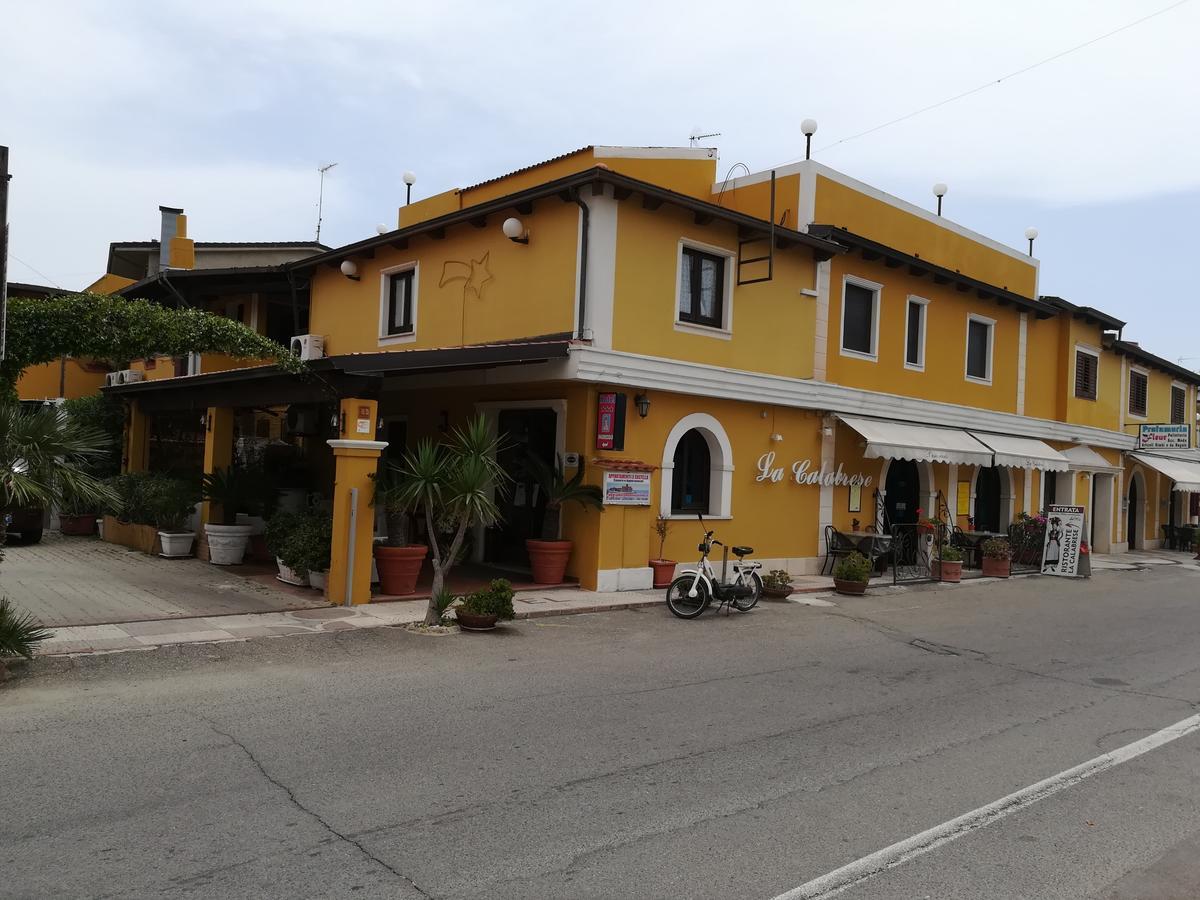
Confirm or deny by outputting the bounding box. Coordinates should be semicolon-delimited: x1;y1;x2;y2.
123;400;151;473
327;398;385;605
201;406;234;526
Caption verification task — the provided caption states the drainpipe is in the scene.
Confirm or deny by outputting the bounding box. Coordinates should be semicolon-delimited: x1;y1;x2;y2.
572;189;589;340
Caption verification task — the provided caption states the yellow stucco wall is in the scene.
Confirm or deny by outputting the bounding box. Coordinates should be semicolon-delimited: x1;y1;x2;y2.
16;359;110;401
1063;321;1121;431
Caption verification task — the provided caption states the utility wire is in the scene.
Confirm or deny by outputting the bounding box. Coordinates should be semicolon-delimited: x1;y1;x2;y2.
8;253;62;288
801;0;1192;159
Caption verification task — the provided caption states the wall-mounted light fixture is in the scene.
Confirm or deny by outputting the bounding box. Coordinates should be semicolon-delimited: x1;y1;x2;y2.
634;393;651;418
502;217;529;244
801;118;818;160
932;183;948;217
403;171;416;206
822;423;834;438
770;432;784;442
340;260;360;281
330;411;345;435
1024;226;1038;257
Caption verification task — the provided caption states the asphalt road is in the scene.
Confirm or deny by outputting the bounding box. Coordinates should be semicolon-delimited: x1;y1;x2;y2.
5;563;1200;899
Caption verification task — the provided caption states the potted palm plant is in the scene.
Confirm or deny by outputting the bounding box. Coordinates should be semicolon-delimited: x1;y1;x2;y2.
649;514;676;588
525;454;603;585
371;462;428;595
201;467;258;565
980;537;1011;578
455;578;515;631
833;551;871;595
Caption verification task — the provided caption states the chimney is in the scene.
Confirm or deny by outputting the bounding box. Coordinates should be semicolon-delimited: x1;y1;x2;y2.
158;205;195;270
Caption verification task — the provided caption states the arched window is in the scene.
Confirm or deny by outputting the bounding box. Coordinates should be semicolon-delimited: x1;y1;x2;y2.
671;430;711;513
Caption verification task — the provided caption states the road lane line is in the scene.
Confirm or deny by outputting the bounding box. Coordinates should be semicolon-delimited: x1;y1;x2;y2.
769;711;1200;900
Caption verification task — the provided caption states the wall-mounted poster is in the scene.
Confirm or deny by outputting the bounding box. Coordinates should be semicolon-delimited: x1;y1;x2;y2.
1138;423;1190;450
956;482;971;517
602;470;651;506
595;393;627;451
848;483;862;513
1041;504;1086;577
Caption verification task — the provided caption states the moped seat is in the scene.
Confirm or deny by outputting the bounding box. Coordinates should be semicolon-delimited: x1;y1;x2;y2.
731;545;753;557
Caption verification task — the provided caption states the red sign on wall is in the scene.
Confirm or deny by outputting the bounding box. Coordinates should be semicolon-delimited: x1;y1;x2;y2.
596;392;626;451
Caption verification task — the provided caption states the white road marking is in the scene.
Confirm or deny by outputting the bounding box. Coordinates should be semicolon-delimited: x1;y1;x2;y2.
769;711;1200;900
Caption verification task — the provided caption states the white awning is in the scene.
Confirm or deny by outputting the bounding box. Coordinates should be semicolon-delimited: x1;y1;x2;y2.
839;415;993;467
1130;451;1200;492
968;432;1070;471
1060;444;1123;474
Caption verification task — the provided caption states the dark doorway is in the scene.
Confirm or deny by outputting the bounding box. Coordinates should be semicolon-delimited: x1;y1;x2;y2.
975;466;1002;532
1128;477;1140;549
884;460;920;527
671;430;711;514
488;408;558;568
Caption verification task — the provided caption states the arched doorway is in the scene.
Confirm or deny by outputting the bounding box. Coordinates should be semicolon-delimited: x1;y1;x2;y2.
975;466;1002;532
1127;474;1141;549
884;459;921;526
670;429;711;514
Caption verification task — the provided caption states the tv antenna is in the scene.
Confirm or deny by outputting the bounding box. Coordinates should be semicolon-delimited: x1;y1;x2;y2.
689;127;721;147
315;162;338;242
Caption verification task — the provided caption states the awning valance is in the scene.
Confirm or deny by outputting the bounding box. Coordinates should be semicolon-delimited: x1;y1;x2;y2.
839;416;993;467
1130;452;1200;492
1061;445;1123;474
968;432;1070;472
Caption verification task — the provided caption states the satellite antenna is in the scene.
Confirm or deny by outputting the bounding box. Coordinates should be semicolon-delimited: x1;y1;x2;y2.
689;127;721;147
315;162;338;242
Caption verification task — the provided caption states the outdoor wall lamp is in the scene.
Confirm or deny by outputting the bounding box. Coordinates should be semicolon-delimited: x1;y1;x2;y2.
1025;227;1039;257
801;118;818;160
932;182;948;216
340;260;360;281
502;217;529;244
822;423;834;437
403;170;416;206
634;393;651;418
770;433;784;442
330;411;345;435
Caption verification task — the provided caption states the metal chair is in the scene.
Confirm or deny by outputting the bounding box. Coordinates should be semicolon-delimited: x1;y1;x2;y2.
822;526;859;576
951;526;980;569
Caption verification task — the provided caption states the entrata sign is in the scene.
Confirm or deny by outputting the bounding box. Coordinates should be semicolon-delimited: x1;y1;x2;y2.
1041;504;1085;577
1138;424;1190;450
755;452;873;488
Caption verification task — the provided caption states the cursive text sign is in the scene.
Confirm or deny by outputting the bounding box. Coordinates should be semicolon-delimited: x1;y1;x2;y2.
755;452;873;487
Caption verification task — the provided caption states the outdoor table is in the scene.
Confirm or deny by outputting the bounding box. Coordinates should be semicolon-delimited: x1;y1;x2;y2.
846;531;894;573
955;530;1009;568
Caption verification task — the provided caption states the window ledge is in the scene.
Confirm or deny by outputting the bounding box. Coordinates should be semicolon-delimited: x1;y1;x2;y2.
965;375;993;386
904;362;925;373
1127;412;1147;421
378;333;417;347
839;348;878;363
665;513;732;521
674;321;732;341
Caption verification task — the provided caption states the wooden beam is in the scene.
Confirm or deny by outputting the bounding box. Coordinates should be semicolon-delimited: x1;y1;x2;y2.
884;257;903;269
612;186;632;201
389;238;409;250
515;200;534;215
955;282;970;293
429;227;446;241
641;194;663;211
908;264;928;278
932;273;951;284
469;216;487;229
861;249;882;261
693;212;713;226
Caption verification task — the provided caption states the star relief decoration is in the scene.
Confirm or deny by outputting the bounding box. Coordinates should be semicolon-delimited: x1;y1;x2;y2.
439;252;494;300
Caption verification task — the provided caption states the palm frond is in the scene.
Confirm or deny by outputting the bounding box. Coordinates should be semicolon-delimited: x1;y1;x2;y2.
0;597;51;659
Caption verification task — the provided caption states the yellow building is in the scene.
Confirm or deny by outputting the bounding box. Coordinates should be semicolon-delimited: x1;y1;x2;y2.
106;145;1200;600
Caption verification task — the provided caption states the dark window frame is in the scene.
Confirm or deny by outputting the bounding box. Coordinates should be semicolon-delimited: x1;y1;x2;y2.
678;246;726;330
1129;369;1148;418
841;280;878;358
965;316;993;382
1075;349;1098;401
670;429;711;515
384;268;415;337
905;298;927;369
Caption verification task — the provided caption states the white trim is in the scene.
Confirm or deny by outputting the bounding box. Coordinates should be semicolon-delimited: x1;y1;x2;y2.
565;346;1139;451
327;440;389;451
659;412;734;519
594;145;717;160
581;186;617;348
797;171;817;231
838;274;882;362
1170;381;1189;426
1127;365;1150;420
964;313;995;385
818;415;836;555
675;237;735;338
1119;357;1128;432
378;260;419;346
903;295;929;372
812;259;831;380
1023;467;1033;515
1017;313;1028;415
1073;344;1100;401
595;566;654;592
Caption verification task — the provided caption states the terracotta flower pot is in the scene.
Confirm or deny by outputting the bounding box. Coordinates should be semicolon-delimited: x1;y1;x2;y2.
59;513;97;536
938;560;963;583
981;556;1011;578
456;610;499;631
833;578;867;596
526;539;572;584
649;559;677;589
373;544;428;595
762;585;795;600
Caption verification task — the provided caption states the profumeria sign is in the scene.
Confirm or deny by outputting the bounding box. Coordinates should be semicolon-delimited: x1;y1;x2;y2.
755;452;873;487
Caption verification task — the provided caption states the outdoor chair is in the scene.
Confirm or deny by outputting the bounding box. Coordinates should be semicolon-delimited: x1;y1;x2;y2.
822;526;859;576
951;526;980;569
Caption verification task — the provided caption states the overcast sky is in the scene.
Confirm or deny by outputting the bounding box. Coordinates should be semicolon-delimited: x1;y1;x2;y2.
3;0;1197;365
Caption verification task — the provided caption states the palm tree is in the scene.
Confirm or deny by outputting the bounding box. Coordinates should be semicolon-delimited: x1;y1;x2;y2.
394;416;509;625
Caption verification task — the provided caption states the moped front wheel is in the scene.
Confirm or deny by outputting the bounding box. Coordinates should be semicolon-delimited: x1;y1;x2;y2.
666;576;710;619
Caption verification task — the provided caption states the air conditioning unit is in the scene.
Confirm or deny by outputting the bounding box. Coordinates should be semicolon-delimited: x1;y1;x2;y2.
115;369;145;385
104;372;121;388
286;406;319;437
290;334;325;361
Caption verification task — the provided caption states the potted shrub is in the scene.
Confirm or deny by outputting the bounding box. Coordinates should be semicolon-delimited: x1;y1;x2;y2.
980;537;1012;578
151;477;200;558
525;454;603;585
833;551;871;595
936;544;964;583
59;492;100;536
301;512;333;592
201;467;257;565
761;569;795;599
455;578;515;631
265;510;307;585
371;462;428;595
649;514;676;588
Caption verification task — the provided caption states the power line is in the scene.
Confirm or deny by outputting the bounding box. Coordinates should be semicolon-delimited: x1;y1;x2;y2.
8;252;62;289
802;0;1192;159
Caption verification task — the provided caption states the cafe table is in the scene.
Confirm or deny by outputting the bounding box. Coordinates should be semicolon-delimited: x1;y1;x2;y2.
845;531;894;567
954;530;1009;567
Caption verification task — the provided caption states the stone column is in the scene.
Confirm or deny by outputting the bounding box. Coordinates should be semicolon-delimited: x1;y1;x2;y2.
327;398;385;605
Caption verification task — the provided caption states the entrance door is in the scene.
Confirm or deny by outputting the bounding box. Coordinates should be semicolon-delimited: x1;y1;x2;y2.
488;408;558;569
1128;477;1140;549
884;460;920;527
975;466;1001;532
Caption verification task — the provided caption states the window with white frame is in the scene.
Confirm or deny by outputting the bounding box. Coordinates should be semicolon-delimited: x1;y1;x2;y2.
905;297;928;370
678;245;727;330
380;264;417;340
965;315;994;383
1171;384;1187;424
1129;369;1148;418
841;277;880;359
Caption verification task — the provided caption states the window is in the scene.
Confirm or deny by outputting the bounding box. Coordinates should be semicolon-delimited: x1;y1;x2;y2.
1129;370;1148;417
385;269;415;336
905;298;927;369
1075;350;1098;400
841;280;879;358
965;316;994;383
678;247;726;329
1043;472;1057;510
671;429;711;514
1172;385;1187;424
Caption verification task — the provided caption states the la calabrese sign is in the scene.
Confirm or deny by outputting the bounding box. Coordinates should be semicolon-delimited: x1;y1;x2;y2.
756;452;873;487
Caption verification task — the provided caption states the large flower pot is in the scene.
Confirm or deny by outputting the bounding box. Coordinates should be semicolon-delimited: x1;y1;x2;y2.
649;559;677;589
276;557;308;586
833;578;867;596
938;560;963;583
309;570;328;593
158;531;195;559
204;523;253;566
981;557;1010;578
374;544;428;595
526;539;572;585
59;514;97;536
456;610;499;632
762;585;795;600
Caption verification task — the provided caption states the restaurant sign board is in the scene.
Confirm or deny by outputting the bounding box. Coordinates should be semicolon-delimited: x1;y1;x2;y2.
1041;504;1085;577
755;452;873;487
1137;424;1190;450
602;471;651;506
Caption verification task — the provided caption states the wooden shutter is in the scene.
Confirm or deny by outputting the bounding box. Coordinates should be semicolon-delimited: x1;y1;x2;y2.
1172;386;1187;424
1075;351;1097;400
1129;371;1148;417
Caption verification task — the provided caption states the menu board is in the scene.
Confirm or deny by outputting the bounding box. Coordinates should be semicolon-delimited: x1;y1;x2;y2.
1041;505;1086;577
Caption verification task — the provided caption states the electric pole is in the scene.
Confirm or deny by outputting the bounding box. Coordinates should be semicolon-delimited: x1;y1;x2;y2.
316;162;338;243
0;145;9;361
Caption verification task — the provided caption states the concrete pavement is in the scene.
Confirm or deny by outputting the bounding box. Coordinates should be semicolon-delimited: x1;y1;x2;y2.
5;562;1200;898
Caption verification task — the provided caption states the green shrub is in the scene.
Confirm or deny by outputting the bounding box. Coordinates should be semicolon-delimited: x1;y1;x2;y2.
460;578;515;620
762;569;793;590
938;544;964;563
833;551;871;583
266;508;332;577
981;538;1011;560
104;473;198;528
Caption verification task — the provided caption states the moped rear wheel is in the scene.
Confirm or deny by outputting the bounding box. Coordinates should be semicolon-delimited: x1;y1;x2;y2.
666;576;710;619
733;571;763;611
